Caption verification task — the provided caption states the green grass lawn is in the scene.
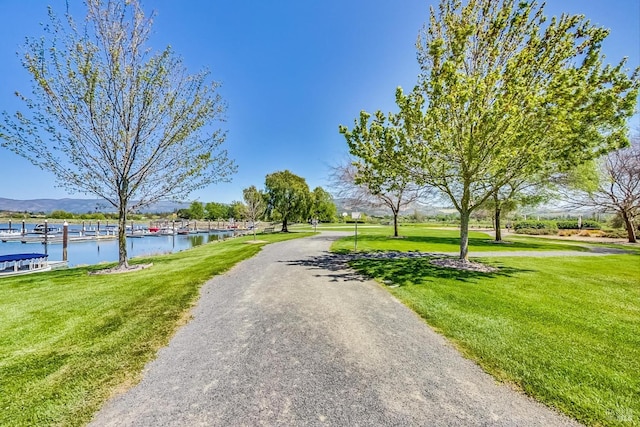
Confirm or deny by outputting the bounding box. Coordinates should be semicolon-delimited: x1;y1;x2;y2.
0;232;310;427
327;225;592;253
507;234;640;255
345;241;639;426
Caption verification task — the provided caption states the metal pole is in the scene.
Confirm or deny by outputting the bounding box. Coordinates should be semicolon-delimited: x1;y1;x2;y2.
44;219;48;246
355;219;358;252
22;220;25;235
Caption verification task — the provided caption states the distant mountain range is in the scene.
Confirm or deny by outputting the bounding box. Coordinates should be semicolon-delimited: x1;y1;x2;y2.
0;198;189;214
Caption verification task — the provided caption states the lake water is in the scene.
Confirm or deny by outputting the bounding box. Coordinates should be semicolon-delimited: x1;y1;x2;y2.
0;222;235;266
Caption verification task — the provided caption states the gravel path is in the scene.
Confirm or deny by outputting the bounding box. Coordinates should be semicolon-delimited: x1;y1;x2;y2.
90;232;580;426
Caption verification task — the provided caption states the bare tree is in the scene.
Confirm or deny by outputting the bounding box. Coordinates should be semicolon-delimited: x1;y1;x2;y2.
243;186;265;240
0;0;235;269
330;160;430;237
568;138;640;243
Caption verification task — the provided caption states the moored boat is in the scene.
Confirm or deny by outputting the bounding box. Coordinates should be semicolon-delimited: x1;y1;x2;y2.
32;224;61;234
0;228;21;237
0;253;51;277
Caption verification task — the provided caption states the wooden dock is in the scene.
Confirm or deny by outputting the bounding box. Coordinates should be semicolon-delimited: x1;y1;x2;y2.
1;234;118;244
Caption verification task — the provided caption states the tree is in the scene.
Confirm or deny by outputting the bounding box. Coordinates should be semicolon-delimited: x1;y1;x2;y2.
330;160;428;237
566;138;640;243
176;208;191;219
50;210;74;220
243;185;266;240
229;200;247;221
311;186;337;222
205;202;228;220
339;109;433;237
342;0;638;260
188;201;205;220
264;170;311;232
0;0;235;269
484;180;548;241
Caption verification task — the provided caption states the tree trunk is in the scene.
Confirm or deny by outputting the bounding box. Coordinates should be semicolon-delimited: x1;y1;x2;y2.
117;202;129;268
459;209;470;261
622;211;637;243
393;211;399;237
282;217;288;232
494;206;502;242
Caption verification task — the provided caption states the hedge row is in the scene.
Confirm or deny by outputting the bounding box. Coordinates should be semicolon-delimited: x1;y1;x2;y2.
513;220;557;231
514;220;601;231
556;220;601;230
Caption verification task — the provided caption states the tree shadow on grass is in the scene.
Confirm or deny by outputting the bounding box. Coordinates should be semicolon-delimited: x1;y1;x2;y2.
285;252;530;284
350;257;527;286
357;235;590;252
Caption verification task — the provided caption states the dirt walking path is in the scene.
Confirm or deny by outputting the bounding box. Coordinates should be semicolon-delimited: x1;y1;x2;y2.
90;232;580;426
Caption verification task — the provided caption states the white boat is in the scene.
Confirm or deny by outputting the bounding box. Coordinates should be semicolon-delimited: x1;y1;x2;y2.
0;253;51;277
32;224;61;234
0;228;21;237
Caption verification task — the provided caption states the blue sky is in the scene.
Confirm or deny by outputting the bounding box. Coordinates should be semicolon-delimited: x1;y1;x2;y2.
0;0;638;205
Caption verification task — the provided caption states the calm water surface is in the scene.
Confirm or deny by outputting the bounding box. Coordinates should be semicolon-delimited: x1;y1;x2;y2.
0;223;234;266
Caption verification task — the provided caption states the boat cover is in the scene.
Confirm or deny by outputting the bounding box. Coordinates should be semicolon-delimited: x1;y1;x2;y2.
0;253;48;262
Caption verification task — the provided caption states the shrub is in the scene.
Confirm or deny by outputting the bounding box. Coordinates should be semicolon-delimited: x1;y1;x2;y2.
556;220;602;230
582;220;602;229
515;227;557;235
601;229;628;238
514;220;558;231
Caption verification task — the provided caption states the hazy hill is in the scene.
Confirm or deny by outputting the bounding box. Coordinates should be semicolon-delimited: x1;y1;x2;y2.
0;198;189;214
333;198;452;217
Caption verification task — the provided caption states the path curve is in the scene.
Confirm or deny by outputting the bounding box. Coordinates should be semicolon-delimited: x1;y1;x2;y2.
90;231;580;426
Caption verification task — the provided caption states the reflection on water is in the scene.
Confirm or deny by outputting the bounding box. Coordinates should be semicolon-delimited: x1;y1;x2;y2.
0;228;233;267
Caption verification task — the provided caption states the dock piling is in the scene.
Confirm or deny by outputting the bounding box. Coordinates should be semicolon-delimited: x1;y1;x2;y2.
63;222;68;261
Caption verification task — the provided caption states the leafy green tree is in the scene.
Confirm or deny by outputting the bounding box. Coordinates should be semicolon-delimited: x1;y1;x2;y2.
0;0;235;269
229;200;247;221
342;0;638;260
188;201;205;220
50;210;74;220
205;202;228;220
176;208;191;219
311;186;337;222
338;114;432;237
264;170;311;232
243;185;266;240
484;180;548;241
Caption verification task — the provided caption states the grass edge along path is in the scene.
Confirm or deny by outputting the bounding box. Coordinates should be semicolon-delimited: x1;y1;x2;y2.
0;232;311;427
338;229;639;427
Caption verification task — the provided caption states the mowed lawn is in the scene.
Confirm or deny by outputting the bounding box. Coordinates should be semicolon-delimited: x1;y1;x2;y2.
0;232;310;427
329;225;592;253
335;228;640;426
